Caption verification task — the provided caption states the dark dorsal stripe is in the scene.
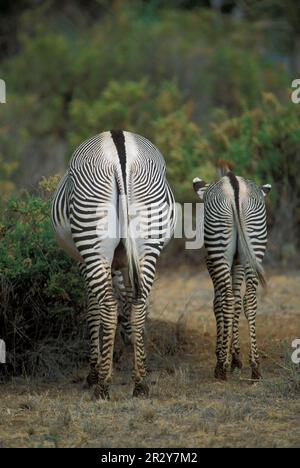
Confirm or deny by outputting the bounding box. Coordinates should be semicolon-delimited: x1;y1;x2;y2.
227;171;240;219
111;129;127;194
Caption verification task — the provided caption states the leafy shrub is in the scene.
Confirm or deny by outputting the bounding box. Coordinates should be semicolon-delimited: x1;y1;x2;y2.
0;182;87;378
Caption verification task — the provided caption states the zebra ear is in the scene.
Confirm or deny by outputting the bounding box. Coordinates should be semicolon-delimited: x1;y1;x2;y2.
193;177;209;201
261;184;272;197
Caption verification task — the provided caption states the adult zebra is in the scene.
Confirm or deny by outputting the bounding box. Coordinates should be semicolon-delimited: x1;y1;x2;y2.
51;130;176;399
193;163;271;381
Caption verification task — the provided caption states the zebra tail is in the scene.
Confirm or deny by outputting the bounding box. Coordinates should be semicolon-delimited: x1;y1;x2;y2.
231;200;266;288
115;174;141;300
125;215;141;300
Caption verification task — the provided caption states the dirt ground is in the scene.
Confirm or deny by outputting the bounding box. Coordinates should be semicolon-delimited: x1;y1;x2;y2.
0;267;300;448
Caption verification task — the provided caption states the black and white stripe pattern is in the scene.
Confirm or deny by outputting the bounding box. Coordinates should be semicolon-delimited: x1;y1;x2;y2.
52;130;176;399
194;172;271;381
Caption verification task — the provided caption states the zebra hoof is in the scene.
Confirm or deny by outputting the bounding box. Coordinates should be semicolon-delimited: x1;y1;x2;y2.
251;367;262;381
133;382;150;398
215;363;227;381
231;354;243;371
93;383;110;400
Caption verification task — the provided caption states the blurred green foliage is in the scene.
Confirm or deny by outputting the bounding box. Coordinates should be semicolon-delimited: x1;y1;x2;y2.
0;1;299;225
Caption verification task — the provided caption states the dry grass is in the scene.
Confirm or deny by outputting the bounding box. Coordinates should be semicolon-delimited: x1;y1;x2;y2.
0;267;300;448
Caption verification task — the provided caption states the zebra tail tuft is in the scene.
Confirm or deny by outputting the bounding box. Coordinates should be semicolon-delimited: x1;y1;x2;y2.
125;227;142;301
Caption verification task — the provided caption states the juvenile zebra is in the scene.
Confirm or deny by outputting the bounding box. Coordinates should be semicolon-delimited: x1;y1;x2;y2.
193;163;271;381
51;130;176;399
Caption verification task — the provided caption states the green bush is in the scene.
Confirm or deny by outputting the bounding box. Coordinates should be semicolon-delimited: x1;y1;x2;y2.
0;185;87;378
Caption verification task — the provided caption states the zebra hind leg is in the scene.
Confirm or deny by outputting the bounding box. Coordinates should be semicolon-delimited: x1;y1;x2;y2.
213;292;226;380
130;258;156;398
131;298;149;397
217;268;235;380
79;264;101;388
86;293;102;388
207;261;226;381
112;269;133;366
244;267;262;381
231;263;244;372
83;260;118;400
